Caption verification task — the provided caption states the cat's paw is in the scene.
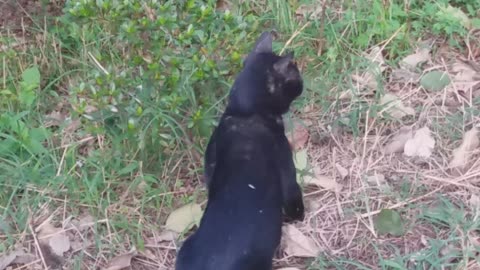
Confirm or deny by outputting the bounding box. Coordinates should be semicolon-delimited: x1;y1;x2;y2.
283;196;304;222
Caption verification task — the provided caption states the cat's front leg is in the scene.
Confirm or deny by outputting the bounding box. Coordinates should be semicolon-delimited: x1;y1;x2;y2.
204;126;218;188
277;135;304;221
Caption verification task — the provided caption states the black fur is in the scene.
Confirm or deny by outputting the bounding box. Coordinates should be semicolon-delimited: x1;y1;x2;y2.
176;31;304;270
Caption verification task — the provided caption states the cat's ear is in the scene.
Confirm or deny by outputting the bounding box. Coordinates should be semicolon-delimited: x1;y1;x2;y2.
273;51;294;75
252;31;273;53
243;31;274;66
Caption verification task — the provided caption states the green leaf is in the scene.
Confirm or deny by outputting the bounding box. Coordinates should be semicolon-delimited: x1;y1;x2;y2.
473;18;480;28
22;66;41;86
165;203;203;233
294;149;308;171
18;86;36;107
420;71;450;92
374;209;405;236
30;127;50;142
0;138;17;155
27;137;47;154
118;161;139;175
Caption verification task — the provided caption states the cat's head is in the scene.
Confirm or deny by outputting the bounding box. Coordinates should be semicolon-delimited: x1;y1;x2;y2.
227;31;303;116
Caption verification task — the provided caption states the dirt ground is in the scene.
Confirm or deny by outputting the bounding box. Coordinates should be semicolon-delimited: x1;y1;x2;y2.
0;0;63;30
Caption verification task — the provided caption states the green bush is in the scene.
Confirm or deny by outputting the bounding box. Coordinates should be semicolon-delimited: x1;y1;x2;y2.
55;0;261;170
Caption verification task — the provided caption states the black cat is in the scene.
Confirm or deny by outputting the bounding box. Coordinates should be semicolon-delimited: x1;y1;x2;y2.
175;31;304;270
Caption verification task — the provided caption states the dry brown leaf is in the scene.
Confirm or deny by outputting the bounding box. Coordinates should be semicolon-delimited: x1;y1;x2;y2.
286;121;309;151
365;46;387;70
351;72;379;92
468;231;480;248
0;249;36;270
216;0;231;11
400;47;430;71
38;222;61;243
71;238;91;251
0;250;23;270
469;194;480;211
104;248;137;270
384;126;413;154
366;173;386;185
449;61;480;93
44;111;66;127
335;163;348;179
451;61;480;82
404;127;435;158
303;168;339;191
295;3;323;20
305;199;322;212
282;224;320;258
380;93;415;119
37;221;71;257
77;215;95;232
165;203;203;233
146;230;178;245
390;68;421;83
350;46;386;94
449;127;479;169
49;233;70;256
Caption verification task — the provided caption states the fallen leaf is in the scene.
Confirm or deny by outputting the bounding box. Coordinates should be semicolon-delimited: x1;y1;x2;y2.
374;209;404;236
404;127;435;158
303;168;339;191
449;127;479;169
469;194;480;212
49;233;70;256
335;163;348;179
305;199;322;212
104;248;137;270
350;46;386;93
380;93;415;119
295;3;323;20
439;243;460;260
146;230;178;245
77;215;95;232
44;111;66;127
36;222;71;258
294;149;308;171
366;173;386;185
420;235;429;247
390;68;421;83
449;61;480;93
216;0;231;11
282;224;320;257
384;126;413;154
400;47;430;71
71;238;92;251
165;203;203;233
365;46;387;70
420;71;451;91
37;222;61;243
468;232;480;249
451;61;480;82
351;71;380;92
286;121;309;151
0;251;21;270
0;249;36;270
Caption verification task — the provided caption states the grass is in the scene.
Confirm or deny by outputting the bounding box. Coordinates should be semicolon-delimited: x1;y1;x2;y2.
1;0;480;269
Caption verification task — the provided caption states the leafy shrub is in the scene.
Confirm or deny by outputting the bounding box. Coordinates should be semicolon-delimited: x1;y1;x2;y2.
55;0;260;171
